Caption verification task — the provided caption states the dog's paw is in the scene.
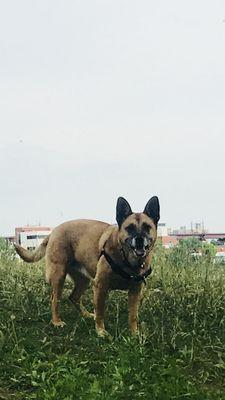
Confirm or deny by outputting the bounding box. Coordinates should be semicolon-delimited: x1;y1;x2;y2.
96;328;112;340
51;320;66;328
130;326;139;336
96;328;107;337
82;310;95;319
130;330;139;337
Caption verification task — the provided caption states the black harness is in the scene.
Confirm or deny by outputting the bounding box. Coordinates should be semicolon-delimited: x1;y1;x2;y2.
100;244;152;285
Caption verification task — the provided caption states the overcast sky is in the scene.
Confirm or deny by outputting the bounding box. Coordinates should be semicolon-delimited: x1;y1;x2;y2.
1;0;225;236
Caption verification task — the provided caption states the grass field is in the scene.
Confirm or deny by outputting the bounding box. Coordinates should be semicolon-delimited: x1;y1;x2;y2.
1;241;225;399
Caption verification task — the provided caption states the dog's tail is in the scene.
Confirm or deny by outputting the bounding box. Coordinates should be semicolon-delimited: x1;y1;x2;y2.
14;235;50;263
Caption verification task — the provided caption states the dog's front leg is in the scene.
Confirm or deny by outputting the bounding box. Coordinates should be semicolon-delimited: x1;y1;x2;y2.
93;282;108;337
93;258;110;337
128;283;143;335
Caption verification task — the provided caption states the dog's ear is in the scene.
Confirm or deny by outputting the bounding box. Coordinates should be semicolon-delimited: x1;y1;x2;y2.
143;196;160;225
116;197;132;228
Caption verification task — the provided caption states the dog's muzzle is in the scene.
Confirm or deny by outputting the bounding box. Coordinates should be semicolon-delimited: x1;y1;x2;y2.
131;236;151;257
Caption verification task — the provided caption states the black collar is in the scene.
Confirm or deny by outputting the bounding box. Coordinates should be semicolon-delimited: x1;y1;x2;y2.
100;246;152;285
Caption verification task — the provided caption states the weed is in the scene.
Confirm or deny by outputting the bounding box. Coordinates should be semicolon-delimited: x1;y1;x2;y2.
0;241;225;399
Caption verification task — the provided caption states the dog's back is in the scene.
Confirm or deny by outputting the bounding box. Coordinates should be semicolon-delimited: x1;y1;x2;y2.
45;219;110;280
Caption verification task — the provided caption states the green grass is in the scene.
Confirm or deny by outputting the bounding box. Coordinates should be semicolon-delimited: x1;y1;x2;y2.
1;244;225;399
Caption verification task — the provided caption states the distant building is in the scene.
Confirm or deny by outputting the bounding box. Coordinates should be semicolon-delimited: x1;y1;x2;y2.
158;223;168;237
4;236;15;244
190;221;206;234
161;236;178;249
171;222;207;236
15;226;52;250
157;223;178;248
180;226;187;234
170;232;225;241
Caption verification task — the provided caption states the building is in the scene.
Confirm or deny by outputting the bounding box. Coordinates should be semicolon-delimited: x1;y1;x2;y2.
157;223;178;248
171;222;207;236
161;236;178;249
157;223;168;237
170;232;225;242
15;226;52;250
4;236;15;244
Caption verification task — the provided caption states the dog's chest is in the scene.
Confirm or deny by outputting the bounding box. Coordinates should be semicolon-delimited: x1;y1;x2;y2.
108;274;138;291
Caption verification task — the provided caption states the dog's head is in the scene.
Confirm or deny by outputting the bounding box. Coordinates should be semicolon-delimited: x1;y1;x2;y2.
116;196;160;269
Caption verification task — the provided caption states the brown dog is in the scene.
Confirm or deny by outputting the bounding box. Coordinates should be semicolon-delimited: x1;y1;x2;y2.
14;196;160;336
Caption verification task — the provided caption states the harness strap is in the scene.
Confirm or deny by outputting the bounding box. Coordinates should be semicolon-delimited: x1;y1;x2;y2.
99;248;152;285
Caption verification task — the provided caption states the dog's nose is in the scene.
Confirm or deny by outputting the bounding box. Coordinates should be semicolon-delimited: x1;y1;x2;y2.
131;237;146;257
131;237;142;249
134;236;144;249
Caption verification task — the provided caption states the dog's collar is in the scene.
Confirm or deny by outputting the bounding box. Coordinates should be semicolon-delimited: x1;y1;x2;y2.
99;246;152;285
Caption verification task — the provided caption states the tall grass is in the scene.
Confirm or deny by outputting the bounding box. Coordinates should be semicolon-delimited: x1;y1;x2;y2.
0;240;225;399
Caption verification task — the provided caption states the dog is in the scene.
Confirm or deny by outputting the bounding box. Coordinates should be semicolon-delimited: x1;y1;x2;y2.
14;196;160;337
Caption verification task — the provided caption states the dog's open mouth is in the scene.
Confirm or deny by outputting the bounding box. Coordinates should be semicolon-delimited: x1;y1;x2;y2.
133;248;146;258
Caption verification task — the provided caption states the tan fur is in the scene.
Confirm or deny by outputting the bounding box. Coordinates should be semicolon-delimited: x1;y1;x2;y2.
14;235;49;263
15;210;158;336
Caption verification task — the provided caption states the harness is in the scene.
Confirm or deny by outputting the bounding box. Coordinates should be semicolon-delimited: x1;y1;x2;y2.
100;243;152;285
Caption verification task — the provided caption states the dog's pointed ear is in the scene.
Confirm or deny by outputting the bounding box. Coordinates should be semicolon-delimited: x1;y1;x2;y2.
116;197;132;228
143;196;160;225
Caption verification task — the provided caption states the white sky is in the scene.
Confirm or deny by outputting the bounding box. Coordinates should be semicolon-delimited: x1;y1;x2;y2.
1;0;225;235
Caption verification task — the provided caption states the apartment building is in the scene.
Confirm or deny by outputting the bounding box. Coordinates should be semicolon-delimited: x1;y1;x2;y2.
15;226;52;250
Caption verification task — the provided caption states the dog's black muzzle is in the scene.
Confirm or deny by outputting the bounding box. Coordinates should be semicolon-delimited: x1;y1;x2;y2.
129;236;151;258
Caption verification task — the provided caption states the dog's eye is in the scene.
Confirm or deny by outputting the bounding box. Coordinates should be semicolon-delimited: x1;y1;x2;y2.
142;223;151;233
125;224;136;234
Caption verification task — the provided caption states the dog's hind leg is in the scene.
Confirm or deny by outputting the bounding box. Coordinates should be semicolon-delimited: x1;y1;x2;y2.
68;272;94;318
48;263;67;327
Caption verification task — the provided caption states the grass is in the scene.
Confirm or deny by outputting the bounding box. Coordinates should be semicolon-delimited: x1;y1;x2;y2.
1;242;225;399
